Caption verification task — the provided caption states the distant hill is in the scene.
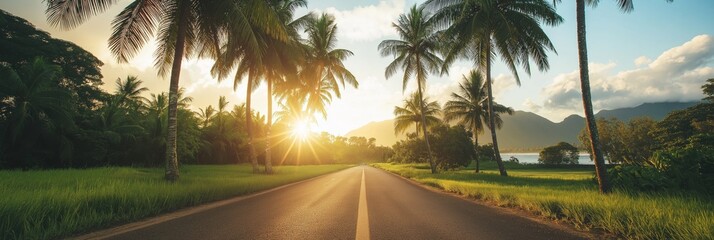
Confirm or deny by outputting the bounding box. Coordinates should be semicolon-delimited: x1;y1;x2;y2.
344;119;408;147
345;101;699;150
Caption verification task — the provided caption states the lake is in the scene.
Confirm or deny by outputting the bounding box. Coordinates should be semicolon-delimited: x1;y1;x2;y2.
500;152;594;165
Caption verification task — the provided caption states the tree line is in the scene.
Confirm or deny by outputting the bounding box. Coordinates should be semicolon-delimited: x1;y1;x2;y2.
1;6;386;170
377;0;676;194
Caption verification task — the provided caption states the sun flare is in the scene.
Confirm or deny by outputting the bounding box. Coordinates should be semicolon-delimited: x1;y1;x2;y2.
292;120;312;140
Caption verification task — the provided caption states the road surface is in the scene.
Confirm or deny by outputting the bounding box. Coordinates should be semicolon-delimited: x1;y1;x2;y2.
96;166;586;240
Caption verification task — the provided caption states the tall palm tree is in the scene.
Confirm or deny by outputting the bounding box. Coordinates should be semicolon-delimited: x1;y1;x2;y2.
426;0;562;176
551;0;671;193
444;70;513;173
394;92;442;138
302;13;358;117
262;0;307;174
378;5;444;173
45;0;285;181
210;0;301;174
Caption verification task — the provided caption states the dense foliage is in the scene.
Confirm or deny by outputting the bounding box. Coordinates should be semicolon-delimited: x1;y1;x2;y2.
580;79;714;194
389;124;474;170
578;117;658;166
0;11;375;169
538;142;579;165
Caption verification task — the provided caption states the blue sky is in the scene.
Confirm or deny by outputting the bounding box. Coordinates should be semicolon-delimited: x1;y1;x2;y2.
1;0;713;135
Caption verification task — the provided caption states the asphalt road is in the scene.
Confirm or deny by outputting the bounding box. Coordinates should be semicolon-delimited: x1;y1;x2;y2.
100;166;586;240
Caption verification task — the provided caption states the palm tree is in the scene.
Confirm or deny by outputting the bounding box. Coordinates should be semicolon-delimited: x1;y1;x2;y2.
0;58;74;168
217;96;229;130
275;92;312;125
210;0;303;174
378;5;444;173
551;0;671;193
426;0;562;176
394;92;442;138
45;0;285;181
262;0;308;174
103;76;149;127
114;76;148;107
302;13;358;117
444;70;513;173
198;105;215;129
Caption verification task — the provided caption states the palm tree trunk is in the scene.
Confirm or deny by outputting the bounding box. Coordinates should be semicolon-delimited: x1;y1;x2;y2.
264;77;273;174
246;76;260;173
164;4;188;182
577;0;610;193
415;62;437;174
473;131;479;173
485;41;508;177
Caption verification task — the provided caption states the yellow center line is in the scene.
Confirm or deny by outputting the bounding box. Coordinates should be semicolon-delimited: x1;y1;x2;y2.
356;168;370;240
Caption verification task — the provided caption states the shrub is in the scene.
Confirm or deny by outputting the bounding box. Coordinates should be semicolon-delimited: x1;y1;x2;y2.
538;142;579;164
608;148;714;194
607;165;672;192
651;148;714;194
389;125;474;170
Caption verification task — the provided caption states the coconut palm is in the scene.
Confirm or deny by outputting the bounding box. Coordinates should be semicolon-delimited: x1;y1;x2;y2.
426;0;562;176
198;105;215;129
262;0;308;174
45;0;285;180
302;13;358;117
550;0;671;193
378;5;444;173
102;76;148;127
444;70;513;173
209;0;304;174
216;96;229;130
394;92;442;138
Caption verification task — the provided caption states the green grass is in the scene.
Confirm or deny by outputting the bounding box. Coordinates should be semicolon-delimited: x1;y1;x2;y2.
373;162;714;239
0;164;351;239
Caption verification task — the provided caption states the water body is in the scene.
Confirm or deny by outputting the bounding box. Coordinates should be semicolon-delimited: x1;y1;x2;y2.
500;152;594;165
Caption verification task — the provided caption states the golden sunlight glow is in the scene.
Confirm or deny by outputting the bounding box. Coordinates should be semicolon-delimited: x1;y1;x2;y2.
292;120;312;141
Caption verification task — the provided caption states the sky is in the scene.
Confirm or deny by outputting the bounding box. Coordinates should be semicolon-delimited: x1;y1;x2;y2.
1;0;713;135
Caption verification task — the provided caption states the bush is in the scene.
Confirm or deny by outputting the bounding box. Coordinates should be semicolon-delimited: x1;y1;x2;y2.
607;165;672;192
475;144;495;161
538;142;579;164
651;148;714;194
608;148;714;194
389;124;474;170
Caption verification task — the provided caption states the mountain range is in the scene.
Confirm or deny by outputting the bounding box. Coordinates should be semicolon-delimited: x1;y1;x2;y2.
345;102;699;150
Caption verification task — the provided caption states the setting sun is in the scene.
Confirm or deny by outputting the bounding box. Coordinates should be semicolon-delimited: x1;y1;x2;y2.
292;120;312;140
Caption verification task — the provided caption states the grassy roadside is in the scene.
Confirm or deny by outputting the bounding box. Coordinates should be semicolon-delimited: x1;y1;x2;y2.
0;164;351;239
372;162;714;239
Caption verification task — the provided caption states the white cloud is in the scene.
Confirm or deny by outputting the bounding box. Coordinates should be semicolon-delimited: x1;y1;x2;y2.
634;56;652;66
322;0;405;42
541;34;714;112
523;98;542;112
492;74;517;98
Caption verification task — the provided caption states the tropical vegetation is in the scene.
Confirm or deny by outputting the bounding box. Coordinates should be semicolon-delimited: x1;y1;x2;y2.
379;5;444;173
444;70;513;172
425;0;563;177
